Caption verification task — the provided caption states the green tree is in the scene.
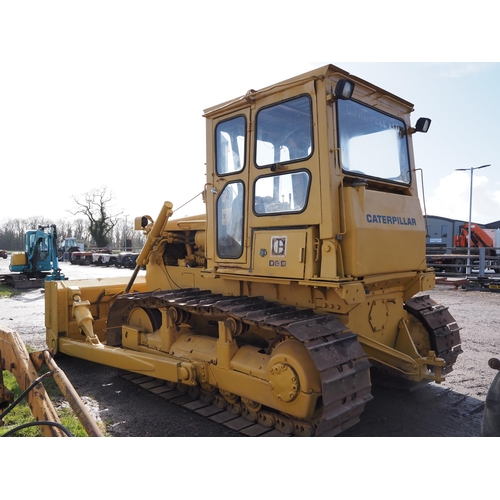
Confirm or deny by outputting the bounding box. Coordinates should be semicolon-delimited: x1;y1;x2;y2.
71;187;121;248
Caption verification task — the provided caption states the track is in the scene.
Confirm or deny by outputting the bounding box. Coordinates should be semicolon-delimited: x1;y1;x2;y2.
404;294;462;372
107;288;373;437
0;273;46;289
121;371;291;436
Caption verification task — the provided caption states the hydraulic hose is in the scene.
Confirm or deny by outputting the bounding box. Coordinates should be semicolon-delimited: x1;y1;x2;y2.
0;371;53;420
2;421;73;437
0;371;73;438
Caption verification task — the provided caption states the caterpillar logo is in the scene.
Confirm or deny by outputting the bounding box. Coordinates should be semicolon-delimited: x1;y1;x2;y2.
366;214;418;226
271;236;287;256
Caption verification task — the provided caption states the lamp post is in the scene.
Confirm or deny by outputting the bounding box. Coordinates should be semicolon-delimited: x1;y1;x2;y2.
455;164;491;275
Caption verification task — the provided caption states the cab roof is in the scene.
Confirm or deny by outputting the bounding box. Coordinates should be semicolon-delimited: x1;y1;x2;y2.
203;64;414;117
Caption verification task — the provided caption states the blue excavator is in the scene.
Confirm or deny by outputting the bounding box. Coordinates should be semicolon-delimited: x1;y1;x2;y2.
6;224;66;288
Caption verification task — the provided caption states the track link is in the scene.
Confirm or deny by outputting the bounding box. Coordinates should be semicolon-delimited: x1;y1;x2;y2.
107;288;373;437
404;294;462;372
0;273;46;289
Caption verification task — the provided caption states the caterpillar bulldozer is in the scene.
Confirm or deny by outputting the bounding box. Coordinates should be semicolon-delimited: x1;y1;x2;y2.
44;64;462;436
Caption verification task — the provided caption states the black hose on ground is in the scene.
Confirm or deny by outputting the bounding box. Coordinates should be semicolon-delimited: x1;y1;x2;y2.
0;371;73;437
2;421;73;437
0;371;53;420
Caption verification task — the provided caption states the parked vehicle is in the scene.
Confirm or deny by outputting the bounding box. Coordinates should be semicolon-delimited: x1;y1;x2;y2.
115;252;139;269
92;252;118;267
70;248;111;266
427;222;500;273
3;225;66;288
57;237;84;260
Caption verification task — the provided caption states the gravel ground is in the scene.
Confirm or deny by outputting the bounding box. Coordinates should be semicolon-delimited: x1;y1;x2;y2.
1;256;499;437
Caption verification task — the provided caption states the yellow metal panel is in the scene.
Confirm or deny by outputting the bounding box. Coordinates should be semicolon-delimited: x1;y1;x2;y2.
181;272;196;288
252;230;306;279
341;186;426;277
10;252;27;266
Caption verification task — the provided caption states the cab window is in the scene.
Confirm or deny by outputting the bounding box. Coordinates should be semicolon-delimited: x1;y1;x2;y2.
337;99;410;184
254;171;310;215
255;95;313;167
215;116;246;175
216;181;244;258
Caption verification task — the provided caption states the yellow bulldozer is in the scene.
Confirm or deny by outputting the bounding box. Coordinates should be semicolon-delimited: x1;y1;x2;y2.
44;64;462;436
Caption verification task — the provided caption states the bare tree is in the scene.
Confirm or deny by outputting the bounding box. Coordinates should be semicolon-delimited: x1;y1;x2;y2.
113;217;135;251
71;187;122;248
0;219;21;250
54;218;73;240
72;218;89;245
26;215;51;230
0;218;32;250
132;229;146;252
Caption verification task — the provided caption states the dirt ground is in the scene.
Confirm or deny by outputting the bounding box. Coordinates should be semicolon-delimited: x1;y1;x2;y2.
1;256;499;437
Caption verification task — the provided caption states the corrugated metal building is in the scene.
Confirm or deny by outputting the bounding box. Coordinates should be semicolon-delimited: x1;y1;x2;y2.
425;216;466;251
425;215;500;251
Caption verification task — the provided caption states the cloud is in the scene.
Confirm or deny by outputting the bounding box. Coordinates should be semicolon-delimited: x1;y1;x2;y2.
433;62;498;79
425;171;500;224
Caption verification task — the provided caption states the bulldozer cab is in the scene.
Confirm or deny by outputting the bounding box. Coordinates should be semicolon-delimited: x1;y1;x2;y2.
205;64;428;283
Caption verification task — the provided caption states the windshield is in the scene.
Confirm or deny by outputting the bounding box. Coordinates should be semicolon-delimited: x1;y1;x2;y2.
337;99;410;184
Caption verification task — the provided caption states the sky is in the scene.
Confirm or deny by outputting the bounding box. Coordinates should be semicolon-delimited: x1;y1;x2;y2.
1;2;499;228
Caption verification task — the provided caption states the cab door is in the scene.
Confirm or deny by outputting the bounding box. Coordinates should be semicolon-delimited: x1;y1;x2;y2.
247;81;322;279
211;109;251;269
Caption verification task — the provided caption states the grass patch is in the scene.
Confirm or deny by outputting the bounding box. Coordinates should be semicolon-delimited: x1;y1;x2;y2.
1;368;93;437
0;284;21;298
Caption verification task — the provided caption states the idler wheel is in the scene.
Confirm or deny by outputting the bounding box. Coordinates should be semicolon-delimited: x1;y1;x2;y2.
127;307;160;333
268;362;299;402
